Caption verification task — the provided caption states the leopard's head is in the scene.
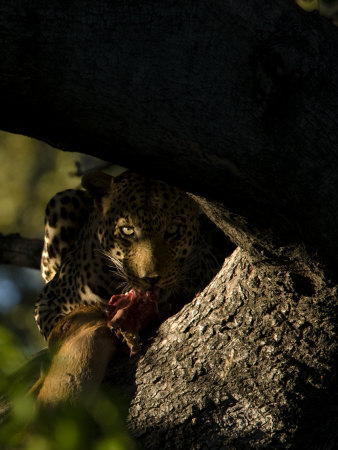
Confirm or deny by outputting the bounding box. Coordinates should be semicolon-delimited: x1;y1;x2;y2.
82;171;199;293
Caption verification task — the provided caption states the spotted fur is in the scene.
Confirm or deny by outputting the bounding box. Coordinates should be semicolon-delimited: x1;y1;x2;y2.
40;189;93;283
35;171;229;339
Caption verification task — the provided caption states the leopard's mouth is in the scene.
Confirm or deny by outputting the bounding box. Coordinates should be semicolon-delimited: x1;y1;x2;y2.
134;285;170;305
127;272;178;294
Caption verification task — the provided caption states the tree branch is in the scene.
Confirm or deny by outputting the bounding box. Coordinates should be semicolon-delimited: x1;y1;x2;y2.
1;1;338;272
0;233;42;269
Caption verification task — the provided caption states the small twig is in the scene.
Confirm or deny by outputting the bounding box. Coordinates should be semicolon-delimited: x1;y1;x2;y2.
0;233;43;270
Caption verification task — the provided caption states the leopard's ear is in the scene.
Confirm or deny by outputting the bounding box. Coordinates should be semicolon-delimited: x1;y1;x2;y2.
81;171;113;199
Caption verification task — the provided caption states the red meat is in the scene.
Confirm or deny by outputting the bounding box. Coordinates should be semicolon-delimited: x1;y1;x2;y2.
104;289;160;355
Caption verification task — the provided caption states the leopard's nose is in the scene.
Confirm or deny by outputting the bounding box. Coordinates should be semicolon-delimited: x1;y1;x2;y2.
141;274;161;287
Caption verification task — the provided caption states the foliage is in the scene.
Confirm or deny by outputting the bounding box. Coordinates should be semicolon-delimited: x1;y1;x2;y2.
0;325;137;450
0;131;105;237
296;0;338;18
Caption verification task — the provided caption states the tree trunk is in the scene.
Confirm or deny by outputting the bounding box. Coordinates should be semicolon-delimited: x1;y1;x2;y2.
1;0;338;447
106;247;338;448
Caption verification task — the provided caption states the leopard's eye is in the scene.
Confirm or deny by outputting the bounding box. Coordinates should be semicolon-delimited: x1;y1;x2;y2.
120;226;135;236
166;224;179;236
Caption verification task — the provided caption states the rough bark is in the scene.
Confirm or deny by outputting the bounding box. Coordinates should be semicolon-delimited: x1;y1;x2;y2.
1;0;338;447
106;247;338;449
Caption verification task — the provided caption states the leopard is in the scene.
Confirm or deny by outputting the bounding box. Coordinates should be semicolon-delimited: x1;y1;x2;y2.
35;170;231;341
